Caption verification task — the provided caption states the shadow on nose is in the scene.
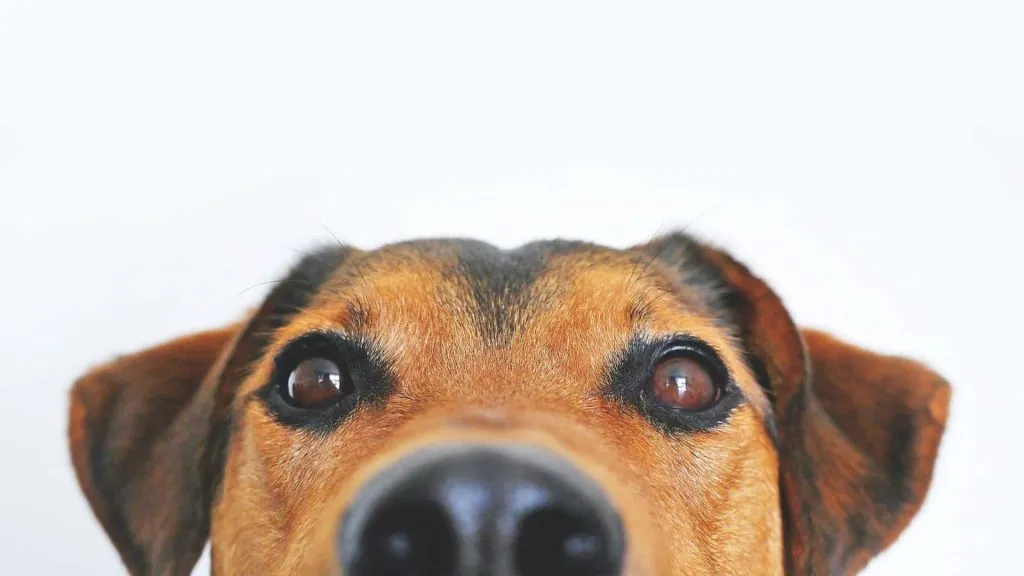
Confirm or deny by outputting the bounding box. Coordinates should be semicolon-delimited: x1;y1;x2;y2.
337;444;625;576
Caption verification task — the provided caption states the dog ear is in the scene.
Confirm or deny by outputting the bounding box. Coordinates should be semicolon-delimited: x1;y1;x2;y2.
703;244;949;575
68;325;240;576
67;246;353;576
645;234;951;574
791;329;951;574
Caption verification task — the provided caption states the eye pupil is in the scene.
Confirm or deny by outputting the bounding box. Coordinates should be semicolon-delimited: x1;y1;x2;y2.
648;354;720;412
285;357;350;408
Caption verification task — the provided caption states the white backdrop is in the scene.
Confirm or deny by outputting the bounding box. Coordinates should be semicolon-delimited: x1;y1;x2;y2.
1;1;1021;574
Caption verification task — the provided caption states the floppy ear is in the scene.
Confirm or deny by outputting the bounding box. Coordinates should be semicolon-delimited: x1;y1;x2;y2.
68;326;241;575
694;243;951;575
67;246;353;576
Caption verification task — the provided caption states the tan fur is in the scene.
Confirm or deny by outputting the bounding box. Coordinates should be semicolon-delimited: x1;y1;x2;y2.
68;238;949;575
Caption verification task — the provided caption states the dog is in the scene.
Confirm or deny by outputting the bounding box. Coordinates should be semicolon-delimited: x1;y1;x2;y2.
68;233;950;575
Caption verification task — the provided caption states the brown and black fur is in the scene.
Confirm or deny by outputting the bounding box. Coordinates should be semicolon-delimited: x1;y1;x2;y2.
68;233;950;575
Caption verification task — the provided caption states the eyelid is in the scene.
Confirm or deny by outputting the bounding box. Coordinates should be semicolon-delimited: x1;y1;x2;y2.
655;339;730;379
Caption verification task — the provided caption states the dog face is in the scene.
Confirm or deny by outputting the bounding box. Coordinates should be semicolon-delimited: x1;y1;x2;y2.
68;234;950;575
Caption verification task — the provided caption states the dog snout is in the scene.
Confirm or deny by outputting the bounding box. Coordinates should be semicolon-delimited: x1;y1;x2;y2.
336;443;625;576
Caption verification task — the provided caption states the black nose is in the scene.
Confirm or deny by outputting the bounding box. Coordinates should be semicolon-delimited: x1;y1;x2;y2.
337;444;625;576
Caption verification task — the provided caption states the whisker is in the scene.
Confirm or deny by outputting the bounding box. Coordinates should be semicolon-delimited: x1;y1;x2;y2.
628;199;731;291
625;221;673;292
234;278;286;298
319;222;346;248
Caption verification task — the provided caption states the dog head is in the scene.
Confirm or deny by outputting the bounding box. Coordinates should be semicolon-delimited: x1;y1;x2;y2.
68;234;950;575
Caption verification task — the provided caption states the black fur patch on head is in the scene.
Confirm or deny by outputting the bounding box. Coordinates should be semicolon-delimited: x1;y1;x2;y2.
443;239;596;346
641;232;736;325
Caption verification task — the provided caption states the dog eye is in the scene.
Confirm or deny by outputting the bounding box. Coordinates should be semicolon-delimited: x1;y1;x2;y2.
646;352;721;412
284;357;353;409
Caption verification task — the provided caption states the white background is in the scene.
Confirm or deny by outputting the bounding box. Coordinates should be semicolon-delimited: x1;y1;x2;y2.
1;1;1021;574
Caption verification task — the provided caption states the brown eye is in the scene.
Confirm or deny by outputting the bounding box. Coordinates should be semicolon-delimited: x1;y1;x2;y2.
647;353;720;412
285;357;351;409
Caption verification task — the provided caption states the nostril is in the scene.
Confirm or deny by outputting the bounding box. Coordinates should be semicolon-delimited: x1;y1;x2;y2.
355;500;456;576
341;445;625;575
515;507;619;576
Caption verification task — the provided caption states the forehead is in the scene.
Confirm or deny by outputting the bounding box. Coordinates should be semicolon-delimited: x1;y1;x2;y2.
287;239;721;344
264;239;767;411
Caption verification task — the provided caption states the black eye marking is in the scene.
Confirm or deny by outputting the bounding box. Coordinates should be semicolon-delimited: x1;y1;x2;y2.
258;332;394;434
606;335;744;433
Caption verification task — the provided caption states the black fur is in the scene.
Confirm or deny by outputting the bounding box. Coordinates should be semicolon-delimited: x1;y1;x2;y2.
444;239;595;345
643;232;737;325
